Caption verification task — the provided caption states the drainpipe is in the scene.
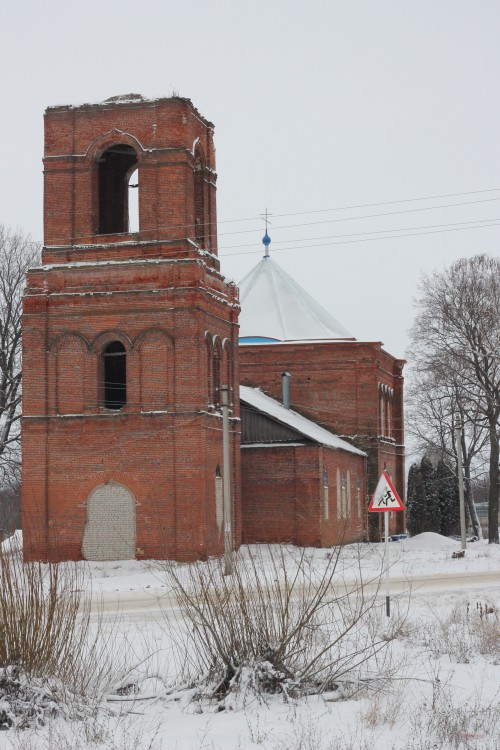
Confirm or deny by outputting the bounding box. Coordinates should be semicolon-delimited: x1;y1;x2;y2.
281;372;291;409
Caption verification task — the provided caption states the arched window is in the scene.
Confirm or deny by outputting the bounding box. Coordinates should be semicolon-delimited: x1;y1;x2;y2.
102;341;127;409
341;471;347;518
380;390;385;437
194;146;205;246
336;469;341;520
323;468;329;520
205;335;214;407
212;340;221;408
98;144;138;234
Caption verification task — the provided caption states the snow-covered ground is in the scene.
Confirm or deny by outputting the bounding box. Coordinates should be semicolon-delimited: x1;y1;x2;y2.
1;533;499;750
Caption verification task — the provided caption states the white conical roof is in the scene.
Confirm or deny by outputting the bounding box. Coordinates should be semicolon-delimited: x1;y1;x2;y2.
238;256;354;342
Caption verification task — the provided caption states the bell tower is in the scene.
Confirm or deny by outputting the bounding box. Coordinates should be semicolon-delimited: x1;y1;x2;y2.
22;94;240;562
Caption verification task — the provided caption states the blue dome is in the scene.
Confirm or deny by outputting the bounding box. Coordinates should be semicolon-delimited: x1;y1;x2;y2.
262;233;271;247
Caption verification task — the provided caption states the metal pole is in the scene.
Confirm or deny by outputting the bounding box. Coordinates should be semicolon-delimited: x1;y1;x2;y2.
455;426;467;551
221;385;233;575
384;511;390;617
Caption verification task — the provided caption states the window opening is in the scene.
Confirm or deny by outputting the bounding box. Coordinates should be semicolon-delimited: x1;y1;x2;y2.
323;468;329;521
128;168;139;232
357;475;362;518
206;337;214;407
341;471;347;518
102;341;127;409
194;147;205;246
98;145;138;234
213;349;221;407
347;470;351;516
336;469;341;520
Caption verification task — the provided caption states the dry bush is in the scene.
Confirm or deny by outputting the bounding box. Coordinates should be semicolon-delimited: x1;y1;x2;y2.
421;599;499;663
160;545;408;705
7;714;162;750
262;709;372;750
409;681;500;750
0;535;130;728
0;539;89;681
360;678;407;730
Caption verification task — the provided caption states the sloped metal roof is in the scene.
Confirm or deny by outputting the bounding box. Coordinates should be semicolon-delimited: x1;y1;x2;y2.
238;256;354;342
240;386;366;456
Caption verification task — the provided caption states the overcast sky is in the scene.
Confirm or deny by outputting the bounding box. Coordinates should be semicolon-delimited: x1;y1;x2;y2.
2;1;499;358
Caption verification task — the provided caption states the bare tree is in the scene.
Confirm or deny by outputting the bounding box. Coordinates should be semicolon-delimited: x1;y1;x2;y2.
0;226;40;485
410;254;500;543
406;368;487;538
0;482;21;539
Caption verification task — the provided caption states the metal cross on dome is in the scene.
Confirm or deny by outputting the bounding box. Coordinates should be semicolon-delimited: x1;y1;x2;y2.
260;208;272;258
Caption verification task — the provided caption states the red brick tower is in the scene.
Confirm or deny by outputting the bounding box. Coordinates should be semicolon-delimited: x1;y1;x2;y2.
22;94;240;562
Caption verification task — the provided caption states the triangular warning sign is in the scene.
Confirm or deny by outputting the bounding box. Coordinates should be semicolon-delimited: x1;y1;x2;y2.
369;471;404;512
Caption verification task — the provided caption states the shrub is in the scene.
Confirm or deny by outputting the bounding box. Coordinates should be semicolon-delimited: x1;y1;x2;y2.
160;545;408;706
421;600;499;663
0;536;104;727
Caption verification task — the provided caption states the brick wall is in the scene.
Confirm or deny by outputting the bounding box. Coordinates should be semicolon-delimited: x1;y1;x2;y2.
241;444;366;547
239;340;405;535
320;447;367;546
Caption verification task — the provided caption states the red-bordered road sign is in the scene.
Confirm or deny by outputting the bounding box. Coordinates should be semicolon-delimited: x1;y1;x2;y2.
369;470;404;512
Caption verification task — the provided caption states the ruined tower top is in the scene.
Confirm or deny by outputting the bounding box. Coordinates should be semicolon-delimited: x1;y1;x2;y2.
42;95;218;265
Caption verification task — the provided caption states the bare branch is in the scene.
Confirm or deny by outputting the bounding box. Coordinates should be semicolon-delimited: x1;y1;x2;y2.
0;226;40;482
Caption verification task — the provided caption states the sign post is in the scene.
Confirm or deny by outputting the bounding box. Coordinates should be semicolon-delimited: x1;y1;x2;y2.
368;471;405;616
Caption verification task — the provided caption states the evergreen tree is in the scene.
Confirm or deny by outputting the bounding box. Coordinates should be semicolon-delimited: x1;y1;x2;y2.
419;456;441;532
407;462;426;535
406;464;418;534
407;457;447;535
436;459;460;536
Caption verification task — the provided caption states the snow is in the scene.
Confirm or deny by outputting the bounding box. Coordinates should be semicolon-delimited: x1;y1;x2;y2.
238;255;354;342
0;529;22;554
1;533;500;749
403;531;459;549
240;385;366;456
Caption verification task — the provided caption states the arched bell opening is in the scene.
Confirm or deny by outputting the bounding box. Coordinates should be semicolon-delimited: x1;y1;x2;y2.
97;144;138;234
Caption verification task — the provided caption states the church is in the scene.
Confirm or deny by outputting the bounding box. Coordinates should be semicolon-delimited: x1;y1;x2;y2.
21;95;405;562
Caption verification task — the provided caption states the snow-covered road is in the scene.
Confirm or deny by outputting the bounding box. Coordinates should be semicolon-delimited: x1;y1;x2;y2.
90;567;500;614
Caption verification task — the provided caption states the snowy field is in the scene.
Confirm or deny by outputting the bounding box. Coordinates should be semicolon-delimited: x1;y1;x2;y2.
1;533;499;750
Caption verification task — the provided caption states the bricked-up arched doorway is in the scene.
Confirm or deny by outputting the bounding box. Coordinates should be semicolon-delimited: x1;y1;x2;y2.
82;483;136;560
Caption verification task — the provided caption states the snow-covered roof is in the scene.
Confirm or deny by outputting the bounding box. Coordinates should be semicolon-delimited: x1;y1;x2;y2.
240;386;366;456
238;256;354;342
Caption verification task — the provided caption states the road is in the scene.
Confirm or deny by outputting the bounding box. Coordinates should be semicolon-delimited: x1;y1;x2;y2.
90;568;500;615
